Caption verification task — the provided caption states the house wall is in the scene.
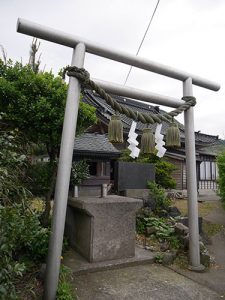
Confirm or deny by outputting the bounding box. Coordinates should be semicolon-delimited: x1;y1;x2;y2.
167;157;185;190
166;155;218;191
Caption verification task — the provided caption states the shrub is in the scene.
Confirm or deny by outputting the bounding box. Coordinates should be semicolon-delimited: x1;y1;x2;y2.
0;204;49;299
145;217;175;241
70;160;90;186
217;152;225;207
136;207;153;234
147;181;171;214
136;215;181;249
136;216;148;235
154;254;164;264
0;130;30;205
154;159;176;189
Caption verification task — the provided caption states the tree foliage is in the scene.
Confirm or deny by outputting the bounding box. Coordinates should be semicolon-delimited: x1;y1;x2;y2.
147;181;172;213
70;160;90;186
0;59;96;160
0;129;30;205
217;152;225;206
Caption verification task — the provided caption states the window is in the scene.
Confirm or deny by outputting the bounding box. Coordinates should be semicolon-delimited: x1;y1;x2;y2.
87;161;109;177
200;161;218;181
88;161;97;176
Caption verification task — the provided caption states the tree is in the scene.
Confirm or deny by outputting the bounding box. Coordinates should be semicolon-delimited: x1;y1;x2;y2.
0;45;7;64
28;38;41;73
0;58;96;223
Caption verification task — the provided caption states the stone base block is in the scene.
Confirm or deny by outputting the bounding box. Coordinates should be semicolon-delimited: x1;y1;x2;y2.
63;246;155;275
65;195;142;263
120;189;149;199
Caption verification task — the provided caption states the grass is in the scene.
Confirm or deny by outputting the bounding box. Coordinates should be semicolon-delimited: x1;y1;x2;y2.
198;202;221;217
57;265;76;300
173;254;189;269
222;201;225;211
174;199;224;237
173;199;220;217
16;265;76;300
202;222;224;237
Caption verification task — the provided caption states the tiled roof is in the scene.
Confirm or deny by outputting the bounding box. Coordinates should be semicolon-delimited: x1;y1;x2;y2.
194;130;219;144
82;89;219;146
74;133;120;157
198;139;225;156
83;89;182;136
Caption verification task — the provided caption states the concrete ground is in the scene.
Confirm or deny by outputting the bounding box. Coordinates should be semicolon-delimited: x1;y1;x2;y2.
170;192;225;297
73;264;221;300
198;189;220;202
66;190;225;299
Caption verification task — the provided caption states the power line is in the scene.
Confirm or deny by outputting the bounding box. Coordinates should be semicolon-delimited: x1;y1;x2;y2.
123;0;161;86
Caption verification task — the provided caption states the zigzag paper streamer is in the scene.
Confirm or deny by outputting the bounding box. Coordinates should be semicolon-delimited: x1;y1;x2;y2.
155;123;167;158
127;121;140;159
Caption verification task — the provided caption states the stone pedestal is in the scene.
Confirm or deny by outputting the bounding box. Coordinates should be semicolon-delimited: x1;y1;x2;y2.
65;195;142;263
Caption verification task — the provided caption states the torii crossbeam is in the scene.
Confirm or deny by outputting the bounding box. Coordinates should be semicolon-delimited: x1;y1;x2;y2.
17;18;220;300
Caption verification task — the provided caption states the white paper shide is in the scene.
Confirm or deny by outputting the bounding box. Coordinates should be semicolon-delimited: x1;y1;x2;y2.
155;123;166;158
127;121;140;159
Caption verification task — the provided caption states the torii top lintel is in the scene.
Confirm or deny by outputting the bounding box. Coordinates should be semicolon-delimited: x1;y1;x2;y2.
17;18;220;92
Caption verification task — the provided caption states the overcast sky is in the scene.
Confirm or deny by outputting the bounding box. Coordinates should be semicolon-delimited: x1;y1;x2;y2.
1;0;224;138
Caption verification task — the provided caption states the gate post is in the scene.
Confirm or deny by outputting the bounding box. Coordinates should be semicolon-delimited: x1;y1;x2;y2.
183;77;204;270
43;43;86;299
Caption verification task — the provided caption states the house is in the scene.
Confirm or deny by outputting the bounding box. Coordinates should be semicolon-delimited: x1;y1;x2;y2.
76;89;222;191
198;139;225;189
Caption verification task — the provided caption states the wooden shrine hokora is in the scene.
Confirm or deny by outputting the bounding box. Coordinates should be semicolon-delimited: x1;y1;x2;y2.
17;18;220;299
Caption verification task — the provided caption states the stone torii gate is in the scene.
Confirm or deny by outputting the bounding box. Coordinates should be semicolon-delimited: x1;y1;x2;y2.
17;18;220;300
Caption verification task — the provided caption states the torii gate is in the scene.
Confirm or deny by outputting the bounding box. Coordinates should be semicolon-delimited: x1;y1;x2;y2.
17;18;220;300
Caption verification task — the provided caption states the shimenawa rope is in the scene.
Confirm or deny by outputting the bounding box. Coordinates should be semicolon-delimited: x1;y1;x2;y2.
62;66;196;125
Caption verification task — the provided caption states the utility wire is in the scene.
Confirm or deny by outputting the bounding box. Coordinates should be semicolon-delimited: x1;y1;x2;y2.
123;0;161;86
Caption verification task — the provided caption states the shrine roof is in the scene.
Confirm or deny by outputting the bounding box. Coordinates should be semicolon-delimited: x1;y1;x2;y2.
74;133;120;158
